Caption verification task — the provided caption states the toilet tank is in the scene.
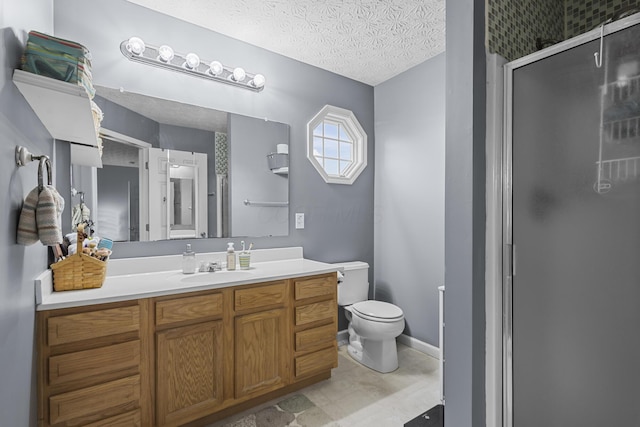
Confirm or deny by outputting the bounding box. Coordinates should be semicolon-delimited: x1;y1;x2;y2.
332;261;369;306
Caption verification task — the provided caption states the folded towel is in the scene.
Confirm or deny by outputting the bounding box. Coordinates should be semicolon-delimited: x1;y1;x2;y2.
37;185;64;245
16;187;40;245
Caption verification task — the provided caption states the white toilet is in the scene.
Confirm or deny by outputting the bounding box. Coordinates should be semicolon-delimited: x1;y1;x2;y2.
334;261;405;373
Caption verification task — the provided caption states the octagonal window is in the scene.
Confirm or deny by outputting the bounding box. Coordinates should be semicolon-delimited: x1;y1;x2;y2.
307;105;367;185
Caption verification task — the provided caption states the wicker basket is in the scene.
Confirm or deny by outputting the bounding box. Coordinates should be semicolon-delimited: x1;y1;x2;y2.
51;225;108;291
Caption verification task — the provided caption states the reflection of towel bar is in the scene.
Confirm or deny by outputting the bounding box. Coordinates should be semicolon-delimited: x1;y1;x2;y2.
243;199;288;207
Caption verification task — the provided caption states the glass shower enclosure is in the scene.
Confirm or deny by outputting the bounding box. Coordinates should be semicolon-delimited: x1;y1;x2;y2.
504;14;640;427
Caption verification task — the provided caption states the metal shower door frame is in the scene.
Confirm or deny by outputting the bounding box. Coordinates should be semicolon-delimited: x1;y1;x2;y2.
501;13;640;427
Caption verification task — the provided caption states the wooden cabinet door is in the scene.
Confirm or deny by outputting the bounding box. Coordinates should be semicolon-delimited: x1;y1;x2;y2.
235;308;289;399
156;321;224;427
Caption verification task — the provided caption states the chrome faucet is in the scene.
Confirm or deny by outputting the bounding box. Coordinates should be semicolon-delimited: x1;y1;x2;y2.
199;261;223;272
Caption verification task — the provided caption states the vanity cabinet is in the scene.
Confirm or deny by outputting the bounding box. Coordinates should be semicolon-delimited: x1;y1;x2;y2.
234;281;290;399
37;273;336;427
154;292;226;427
292;273;339;379
36;300;149;427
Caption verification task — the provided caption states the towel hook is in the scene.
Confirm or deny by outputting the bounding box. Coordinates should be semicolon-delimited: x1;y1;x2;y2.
71;187;85;204
594;24;604;68
15;145;48;167
37;157;52;192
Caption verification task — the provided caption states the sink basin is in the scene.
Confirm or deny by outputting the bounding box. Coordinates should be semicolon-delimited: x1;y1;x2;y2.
174;269;254;284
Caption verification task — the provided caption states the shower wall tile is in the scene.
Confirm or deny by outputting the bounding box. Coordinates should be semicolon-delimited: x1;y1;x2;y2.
487;0;564;61
565;0;640;38
214;132;228;175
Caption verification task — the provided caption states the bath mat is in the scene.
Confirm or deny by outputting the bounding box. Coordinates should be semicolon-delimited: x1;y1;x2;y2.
222;393;336;427
404;404;444;427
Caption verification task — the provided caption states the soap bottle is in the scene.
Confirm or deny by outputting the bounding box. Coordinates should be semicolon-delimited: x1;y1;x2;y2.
226;242;236;271
183;244;196;274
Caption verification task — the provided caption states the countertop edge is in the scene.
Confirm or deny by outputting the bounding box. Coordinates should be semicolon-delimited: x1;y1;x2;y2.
36;259;339;311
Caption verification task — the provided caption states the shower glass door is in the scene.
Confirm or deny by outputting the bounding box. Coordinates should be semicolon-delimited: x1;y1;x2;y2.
507;19;640;427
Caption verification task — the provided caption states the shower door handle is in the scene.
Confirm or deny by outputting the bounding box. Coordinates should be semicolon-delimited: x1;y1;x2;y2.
505;244;516;278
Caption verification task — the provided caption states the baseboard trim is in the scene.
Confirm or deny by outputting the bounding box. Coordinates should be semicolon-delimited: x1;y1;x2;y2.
336;331;440;360
397;334;440;360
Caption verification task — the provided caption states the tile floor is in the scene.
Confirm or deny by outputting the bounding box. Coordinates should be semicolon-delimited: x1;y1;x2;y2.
208;343;441;427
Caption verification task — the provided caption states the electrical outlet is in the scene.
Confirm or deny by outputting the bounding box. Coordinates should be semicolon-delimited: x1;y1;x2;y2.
295;213;305;229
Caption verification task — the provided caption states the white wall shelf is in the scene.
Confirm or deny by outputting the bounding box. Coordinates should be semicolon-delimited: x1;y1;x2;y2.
13;69;102;167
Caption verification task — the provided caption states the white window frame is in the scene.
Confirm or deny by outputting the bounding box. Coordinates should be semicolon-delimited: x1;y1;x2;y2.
306;105;367;185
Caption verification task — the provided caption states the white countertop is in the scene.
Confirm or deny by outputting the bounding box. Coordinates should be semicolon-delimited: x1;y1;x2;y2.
35;247;339;311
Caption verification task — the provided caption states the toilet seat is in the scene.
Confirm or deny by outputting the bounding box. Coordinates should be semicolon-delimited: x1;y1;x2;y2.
351;300;404;323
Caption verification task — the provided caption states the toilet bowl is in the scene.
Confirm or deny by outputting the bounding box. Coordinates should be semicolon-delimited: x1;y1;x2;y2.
333;262;405;373
344;300;405;373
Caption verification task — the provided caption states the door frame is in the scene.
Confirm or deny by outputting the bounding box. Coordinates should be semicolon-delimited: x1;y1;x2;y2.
98;128;152;241
498;13;640;427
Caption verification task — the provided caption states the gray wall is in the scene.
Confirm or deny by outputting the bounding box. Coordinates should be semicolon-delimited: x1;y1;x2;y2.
373;53;446;346
53;0;375;272
95;95;160;146
229;113;289;237
444;0;487;426
0;0;54;425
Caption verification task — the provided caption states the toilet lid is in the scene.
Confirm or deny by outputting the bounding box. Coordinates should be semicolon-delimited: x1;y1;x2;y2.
351;300;404;322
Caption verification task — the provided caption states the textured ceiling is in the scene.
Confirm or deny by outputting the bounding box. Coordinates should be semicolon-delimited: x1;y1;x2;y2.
126;0;446;86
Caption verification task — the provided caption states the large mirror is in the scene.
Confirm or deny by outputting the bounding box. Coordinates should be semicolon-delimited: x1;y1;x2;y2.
68;86;289;242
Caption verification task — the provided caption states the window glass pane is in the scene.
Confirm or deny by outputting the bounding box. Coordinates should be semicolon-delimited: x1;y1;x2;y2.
324;122;339;139
324;139;338;158
325;159;339;175
340;142;352;160
307;105;367;184
339;126;352;142
340;160;351;175
313;137;324;157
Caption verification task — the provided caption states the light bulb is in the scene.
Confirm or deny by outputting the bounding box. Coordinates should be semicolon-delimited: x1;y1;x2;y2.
158;45;174;62
232;67;246;82
184;53;200;69
209;61;223;76
251;74;266;88
127;37;145;55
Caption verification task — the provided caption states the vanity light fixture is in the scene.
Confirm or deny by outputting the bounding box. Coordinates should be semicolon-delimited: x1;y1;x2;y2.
157;45;174;62
120;36;266;92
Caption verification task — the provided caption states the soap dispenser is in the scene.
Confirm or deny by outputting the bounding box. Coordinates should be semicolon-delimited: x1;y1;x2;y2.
183;244;196;274
226;242;236;271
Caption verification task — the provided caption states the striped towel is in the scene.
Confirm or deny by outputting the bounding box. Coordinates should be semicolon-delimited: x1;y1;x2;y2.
16;185;65;246
37;185;64;245
16;187;39;245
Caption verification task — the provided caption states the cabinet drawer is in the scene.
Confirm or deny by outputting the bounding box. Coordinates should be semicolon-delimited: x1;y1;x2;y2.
49;375;140;425
295;300;335;326
156;292;223;326
295;347;337;378
83;410;141;427
294;275;336;300
235;282;286;312
48;306;140;346
49;341;140;386
295;323;336;353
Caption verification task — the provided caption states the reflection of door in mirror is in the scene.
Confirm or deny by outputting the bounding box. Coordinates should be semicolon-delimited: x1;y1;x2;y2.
148;148;208;240
94;129;151;242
